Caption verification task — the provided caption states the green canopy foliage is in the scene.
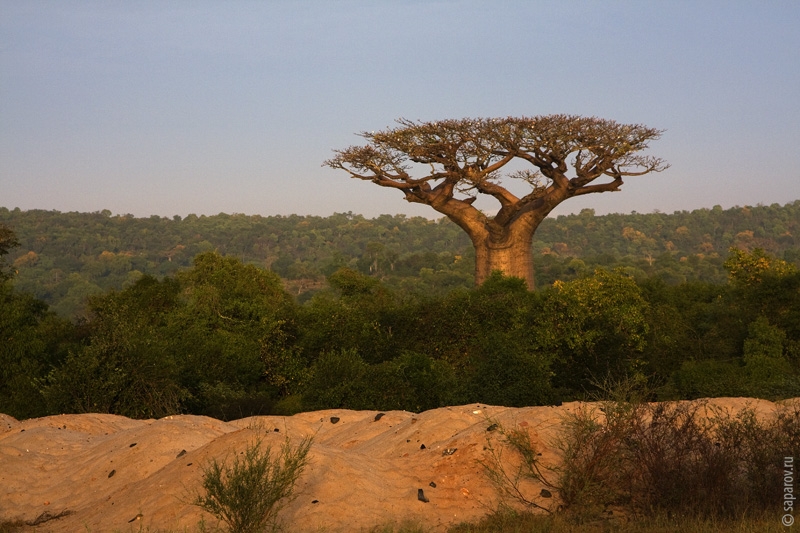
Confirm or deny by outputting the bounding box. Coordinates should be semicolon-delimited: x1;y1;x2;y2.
2;201;799;316
1;213;799;420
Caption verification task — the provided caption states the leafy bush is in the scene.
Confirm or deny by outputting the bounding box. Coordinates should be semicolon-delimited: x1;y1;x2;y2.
302;348;370;410
303;349;458;412
194;435;312;533
466;332;555;407
672;315;800;400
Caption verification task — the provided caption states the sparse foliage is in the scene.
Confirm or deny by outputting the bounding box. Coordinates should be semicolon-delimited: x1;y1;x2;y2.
482;396;800;524
194;435;312;533
326;116;668;287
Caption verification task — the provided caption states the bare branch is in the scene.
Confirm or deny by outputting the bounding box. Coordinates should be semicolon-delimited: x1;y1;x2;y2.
324;114;667;287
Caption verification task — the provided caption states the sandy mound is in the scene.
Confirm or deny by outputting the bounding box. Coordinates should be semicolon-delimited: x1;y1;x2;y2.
0;398;783;532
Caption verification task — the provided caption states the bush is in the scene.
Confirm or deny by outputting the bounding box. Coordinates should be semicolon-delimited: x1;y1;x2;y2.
482;398;800;523
194;435;312;533
303;349;458;412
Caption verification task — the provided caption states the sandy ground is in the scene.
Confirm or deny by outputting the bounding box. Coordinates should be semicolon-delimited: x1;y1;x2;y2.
0;398;784;532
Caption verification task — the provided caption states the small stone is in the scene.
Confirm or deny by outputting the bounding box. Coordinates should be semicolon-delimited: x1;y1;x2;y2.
312;499;319;504
442;448;457;456
419;444;426;450
374;413;385;421
417;488;429;503
330;417;340;424
108;469;116;478
274;428;280;432
176;450;187;458
486;423;498;432
129;443;137;448
540;489;552;498
429;481;437;488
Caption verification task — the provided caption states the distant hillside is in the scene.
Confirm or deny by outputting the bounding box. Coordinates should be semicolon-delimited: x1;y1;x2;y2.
2;201;799;316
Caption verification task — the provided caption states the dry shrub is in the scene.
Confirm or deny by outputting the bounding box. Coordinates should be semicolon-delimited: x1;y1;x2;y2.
484;398;800;523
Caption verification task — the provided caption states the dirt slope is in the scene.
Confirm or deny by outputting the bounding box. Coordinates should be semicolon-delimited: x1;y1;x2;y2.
0;398;781;532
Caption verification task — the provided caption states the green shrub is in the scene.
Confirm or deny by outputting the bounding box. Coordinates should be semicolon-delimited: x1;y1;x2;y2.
302;348;369;410
194;435;312;533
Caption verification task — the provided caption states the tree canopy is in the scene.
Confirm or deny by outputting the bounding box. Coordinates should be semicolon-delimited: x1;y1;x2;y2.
326;115;668;287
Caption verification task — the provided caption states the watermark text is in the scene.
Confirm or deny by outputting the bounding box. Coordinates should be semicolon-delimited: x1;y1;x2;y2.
785;456;795;527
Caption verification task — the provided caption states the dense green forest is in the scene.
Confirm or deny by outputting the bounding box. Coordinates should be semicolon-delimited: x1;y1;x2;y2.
1;202;799;422
2;201;799;316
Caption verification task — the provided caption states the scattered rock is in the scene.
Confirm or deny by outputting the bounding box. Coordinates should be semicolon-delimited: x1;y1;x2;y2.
486;423;498;432
442;448;457;456
176;450;187;458
128;513;143;523
540;489;552;498
374;412;385;421
420;444;426;450
417;488;429;503
429;481;437;488
129;443;137;448
330;417;340;424
107;469;116;478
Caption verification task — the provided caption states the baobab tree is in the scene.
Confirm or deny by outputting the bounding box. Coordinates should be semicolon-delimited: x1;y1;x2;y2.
325;115;668;288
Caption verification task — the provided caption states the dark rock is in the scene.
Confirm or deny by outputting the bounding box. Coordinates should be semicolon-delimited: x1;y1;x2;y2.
108;469;116;478
374;413;385;421
330;417;340;424
417;488;429;503
540;489;552;498
429;481;437;488
176;450;187;458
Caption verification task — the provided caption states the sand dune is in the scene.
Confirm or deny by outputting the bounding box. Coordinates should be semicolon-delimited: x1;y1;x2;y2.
0;398;781;532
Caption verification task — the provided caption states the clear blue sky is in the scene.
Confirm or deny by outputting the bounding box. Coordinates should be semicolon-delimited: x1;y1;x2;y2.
2;1;799;219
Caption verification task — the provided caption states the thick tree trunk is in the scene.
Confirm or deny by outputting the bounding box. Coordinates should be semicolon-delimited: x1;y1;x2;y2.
472;224;537;289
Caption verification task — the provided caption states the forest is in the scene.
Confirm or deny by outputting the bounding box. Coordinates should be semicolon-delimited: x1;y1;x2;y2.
1;201;799;421
2;201;799;316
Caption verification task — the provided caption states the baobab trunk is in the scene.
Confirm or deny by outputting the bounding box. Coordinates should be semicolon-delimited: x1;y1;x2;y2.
471;225;536;289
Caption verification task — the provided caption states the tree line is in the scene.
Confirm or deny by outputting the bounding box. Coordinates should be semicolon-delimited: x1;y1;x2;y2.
1;200;799;317
2;217;799;420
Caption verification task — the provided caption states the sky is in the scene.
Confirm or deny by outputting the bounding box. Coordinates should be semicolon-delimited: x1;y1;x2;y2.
1;1;799;220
